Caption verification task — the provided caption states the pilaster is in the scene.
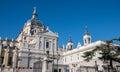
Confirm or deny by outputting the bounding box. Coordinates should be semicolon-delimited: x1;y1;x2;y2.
12;48;18;68
3;47;9;67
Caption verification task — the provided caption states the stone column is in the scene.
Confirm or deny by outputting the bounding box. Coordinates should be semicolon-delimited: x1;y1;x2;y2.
12;49;18;68
42;57;47;72
43;37;45;52
3;48;9;67
42;57;53;72
39;36;41;49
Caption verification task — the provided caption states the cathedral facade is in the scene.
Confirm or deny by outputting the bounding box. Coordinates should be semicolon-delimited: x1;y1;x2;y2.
16;7;59;68
0;7;119;72
0;7;60;69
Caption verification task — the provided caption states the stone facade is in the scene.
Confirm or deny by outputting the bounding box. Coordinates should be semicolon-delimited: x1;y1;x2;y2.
16;7;59;69
0;7;120;72
0;7;64;72
0;38;18;68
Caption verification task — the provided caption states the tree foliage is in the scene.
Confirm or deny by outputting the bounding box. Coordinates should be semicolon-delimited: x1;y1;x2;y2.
82;39;120;69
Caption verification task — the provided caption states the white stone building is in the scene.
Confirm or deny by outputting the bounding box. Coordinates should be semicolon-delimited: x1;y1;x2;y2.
62;27;120;72
0;7;120;72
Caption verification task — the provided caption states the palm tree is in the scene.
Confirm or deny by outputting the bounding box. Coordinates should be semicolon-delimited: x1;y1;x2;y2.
82;40;120;71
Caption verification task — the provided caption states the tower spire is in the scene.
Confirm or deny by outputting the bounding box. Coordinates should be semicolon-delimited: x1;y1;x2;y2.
32;6;38;19
83;26;91;45
68;35;72;43
33;6;36;14
85;26;89;35
66;35;74;51
0;37;1;40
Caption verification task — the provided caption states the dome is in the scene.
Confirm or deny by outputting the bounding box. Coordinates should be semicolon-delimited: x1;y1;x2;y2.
67;42;73;46
26;7;44;27
77;42;82;48
66;37;74;50
83;34;91;39
26;18;43;27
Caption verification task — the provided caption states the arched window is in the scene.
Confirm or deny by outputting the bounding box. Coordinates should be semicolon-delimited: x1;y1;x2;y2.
70;45;73;49
71;56;72;61
24;37;26;40
88;38;90;43
30;30;34;35
85;39;87;43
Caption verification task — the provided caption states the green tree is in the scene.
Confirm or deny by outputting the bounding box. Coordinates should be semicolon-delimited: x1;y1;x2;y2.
113;37;120;41
82;40;120;70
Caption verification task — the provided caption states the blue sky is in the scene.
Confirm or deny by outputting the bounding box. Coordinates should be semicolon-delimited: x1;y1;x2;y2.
0;0;120;47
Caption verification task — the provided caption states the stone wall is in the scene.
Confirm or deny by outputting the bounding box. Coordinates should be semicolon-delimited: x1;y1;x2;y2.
0;68;33;72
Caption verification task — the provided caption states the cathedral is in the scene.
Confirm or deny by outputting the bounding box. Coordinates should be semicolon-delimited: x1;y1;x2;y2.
0;7;63;71
0;7;120;72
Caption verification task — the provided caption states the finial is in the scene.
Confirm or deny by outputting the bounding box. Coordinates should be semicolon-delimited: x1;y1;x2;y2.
56;32;58;35
32;6;37;19
85;26;89;35
0;36;1;40
46;26;49;30
5;36;8;40
77;42;81;48
12;38;14;41
63;44;65;49
33;6;36;14
68;35;72;42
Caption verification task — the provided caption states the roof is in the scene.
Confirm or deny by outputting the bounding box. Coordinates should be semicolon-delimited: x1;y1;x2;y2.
26;18;43;27
44;30;58;37
63;40;105;56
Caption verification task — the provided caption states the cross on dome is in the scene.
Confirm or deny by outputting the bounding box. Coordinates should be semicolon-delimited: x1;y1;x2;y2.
85;26;89;35
32;6;38;19
68;35;73;43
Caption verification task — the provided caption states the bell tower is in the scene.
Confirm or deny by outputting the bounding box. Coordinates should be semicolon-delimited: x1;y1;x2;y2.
83;26;91;46
66;36;74;51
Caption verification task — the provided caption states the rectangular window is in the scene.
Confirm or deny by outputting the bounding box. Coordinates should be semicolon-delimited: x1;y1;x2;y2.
1;57;4;65
71;68;73;72
71;56;72;61
8;57;12;66
46;42;49;48
65;57;66;62
77;54;79;60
